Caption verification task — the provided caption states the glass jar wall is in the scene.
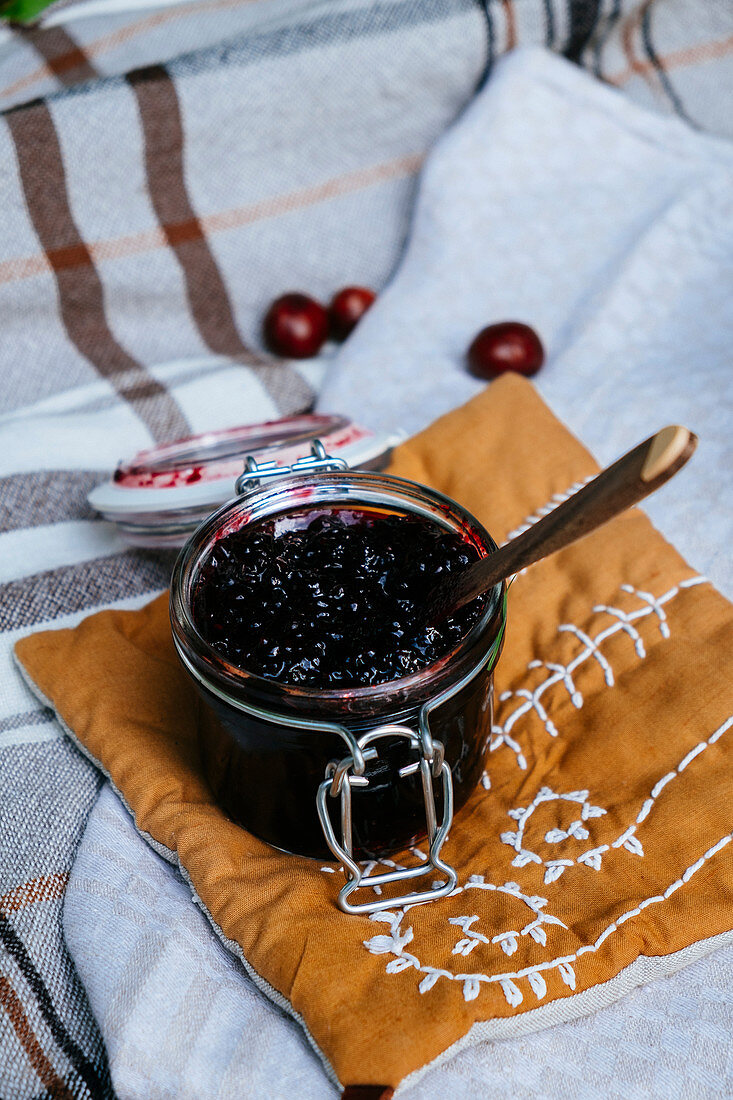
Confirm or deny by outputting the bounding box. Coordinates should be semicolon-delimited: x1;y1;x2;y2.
170;471;506;859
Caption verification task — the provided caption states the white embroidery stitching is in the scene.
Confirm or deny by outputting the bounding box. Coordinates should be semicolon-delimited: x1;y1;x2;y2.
490;576;707;771
501;787;607;880
320;854;408;895
365;877;566;991
502;477;595;545
500;716;732;883
363;833;733;1005
312;480;728;1013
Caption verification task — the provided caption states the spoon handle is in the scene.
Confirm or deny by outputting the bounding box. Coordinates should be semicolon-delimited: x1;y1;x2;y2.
432;425;697;619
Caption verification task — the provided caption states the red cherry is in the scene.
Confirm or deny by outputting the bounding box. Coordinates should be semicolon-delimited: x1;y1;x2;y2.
329;286;376;341
467;322;544;380
263;293;329;359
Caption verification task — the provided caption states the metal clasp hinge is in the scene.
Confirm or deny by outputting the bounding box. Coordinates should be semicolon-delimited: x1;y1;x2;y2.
316;724;457;915
235;439;348;496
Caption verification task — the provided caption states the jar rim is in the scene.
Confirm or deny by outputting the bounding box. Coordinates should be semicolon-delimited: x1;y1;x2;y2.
170;470;506;714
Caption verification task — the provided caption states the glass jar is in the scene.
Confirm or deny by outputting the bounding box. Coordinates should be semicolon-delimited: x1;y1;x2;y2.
170;458;506;912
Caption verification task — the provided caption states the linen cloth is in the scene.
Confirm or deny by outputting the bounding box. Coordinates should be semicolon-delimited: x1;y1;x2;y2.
67;787;733;1099
1;0;733;137
0;0;732;1093
15;374;733;1094
319;47;733;600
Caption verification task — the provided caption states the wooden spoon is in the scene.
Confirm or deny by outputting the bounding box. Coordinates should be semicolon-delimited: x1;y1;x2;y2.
429;425;697;622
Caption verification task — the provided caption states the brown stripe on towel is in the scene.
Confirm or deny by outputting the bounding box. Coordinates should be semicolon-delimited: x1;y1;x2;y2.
0;549;173;632
0;151;423;288
0;974;75;1100
10;24;98;86
0;470;104;532
619;0;661;93
1;0;250;103
500;0;516;52
5;101;190;444
0;874;69;915
127;64;314;413
125;64;261;361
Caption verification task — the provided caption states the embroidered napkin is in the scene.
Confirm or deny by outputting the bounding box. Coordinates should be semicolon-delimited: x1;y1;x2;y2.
15;375;733;1095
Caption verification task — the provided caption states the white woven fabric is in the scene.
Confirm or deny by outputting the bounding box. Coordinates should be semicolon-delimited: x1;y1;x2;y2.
65;786;733;1098
319;47;733;599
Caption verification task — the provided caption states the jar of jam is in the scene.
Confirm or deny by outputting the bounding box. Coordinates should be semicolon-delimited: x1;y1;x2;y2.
169;443;507;913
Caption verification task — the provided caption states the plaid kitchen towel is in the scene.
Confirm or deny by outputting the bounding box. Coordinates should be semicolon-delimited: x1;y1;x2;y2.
1;0;732;136
1;2;732;1097
14;374;733;1097
0;6;493;1095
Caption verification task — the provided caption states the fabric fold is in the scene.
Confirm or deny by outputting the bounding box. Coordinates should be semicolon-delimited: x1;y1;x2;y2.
318;48;733;599
15;374;733;1092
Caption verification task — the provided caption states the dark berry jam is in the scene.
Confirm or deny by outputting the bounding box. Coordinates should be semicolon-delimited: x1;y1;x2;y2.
192;508;484;688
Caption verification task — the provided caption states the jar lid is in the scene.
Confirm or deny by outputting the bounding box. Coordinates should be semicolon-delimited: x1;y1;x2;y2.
88;414;403;547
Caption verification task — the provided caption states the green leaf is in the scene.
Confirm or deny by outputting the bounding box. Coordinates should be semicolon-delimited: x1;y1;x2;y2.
1;0;58;24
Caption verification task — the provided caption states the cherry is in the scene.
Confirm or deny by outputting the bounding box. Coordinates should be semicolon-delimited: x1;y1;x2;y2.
467;322;544;380
263;293;329;359
329;286;376;341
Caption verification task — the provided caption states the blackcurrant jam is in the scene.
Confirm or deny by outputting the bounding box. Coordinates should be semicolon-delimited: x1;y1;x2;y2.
192;509;485;689
171;470;506;861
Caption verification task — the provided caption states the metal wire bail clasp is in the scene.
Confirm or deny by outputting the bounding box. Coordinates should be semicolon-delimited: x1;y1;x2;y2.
235;439;348;496
316;725;457;915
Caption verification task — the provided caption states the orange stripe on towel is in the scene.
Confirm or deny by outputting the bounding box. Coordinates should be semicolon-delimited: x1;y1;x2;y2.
0;151;423;287
0;873;69;914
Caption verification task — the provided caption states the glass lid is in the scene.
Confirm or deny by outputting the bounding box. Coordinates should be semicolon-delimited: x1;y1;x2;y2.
87;414;403;548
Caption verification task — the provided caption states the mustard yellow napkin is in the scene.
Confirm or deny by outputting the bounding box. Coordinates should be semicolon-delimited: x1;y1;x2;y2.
16;376;733;1094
